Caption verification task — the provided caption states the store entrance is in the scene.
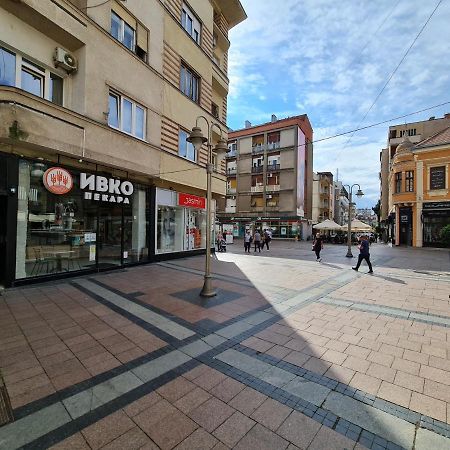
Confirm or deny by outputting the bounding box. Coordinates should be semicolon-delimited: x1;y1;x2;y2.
0;195;7;288
399;207;413;246
97;206;122;268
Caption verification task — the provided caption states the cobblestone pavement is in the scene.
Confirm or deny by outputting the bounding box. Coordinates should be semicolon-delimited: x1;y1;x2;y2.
0;241;449;450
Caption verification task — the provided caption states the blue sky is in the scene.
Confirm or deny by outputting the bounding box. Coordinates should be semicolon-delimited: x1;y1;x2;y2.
227;0;450;208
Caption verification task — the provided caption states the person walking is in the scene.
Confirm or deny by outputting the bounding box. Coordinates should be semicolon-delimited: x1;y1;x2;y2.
263;229;271;251
253;229;261;252
352;235;373;273
312;232;323;262
216;232;223;252
244;230;252;253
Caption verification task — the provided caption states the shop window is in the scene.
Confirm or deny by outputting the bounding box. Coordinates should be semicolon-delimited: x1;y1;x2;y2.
178;129;196;161
405;171;414;192
430;166;446;190
180;63;200;103
395;172;402;193
0;47;16;86
108;91;146;140
181;2;201;44
0;46;64;105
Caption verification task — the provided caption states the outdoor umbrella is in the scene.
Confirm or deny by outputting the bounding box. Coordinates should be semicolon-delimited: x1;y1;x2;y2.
341;219;373;232
313;219;342;230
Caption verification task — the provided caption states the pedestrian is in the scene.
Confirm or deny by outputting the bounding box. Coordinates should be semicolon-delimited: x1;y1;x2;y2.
312;232;323;262
352;235;373;274
253;229;261;252
216;232;223;252
244;230;252;253
263;228;271;251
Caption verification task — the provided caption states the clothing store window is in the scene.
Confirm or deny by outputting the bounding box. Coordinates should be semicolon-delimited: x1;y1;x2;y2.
157;206;184;253
185;209;206;250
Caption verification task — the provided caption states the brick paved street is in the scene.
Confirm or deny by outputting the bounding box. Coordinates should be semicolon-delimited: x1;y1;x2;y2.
0;241;449;449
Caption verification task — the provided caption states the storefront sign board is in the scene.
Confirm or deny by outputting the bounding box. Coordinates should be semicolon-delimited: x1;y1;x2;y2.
178;193;206;209
43;167;73;194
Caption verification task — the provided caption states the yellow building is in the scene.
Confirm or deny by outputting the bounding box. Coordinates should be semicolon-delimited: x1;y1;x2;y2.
390;128;450;247
0;0;246;287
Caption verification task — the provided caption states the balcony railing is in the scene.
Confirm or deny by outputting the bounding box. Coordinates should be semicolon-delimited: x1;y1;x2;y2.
267;164;280;172
267;142;280;150
226;188;236;194
227;167;237;175
251;185;264;192
266;204;279;209
226;151;237;158
225;206;236;213
251;144;265;154
266;185;280;192
251;166;263;173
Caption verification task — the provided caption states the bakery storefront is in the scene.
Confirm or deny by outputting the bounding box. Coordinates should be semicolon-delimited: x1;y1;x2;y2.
0;156;212;287
422;201;450;247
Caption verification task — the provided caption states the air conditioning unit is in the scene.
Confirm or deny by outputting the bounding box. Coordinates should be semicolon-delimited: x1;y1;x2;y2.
54;47;77;73
268;173;273;177
267;195;273;199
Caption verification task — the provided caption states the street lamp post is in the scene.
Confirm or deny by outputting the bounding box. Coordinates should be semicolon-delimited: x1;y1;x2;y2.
343;184;364;257
187;116;228;297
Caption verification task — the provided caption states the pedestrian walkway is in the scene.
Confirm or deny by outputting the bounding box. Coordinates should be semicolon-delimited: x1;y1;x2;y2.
0;242;449;449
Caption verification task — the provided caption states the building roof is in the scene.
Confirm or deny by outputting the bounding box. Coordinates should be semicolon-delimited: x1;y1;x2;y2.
215;0;247;29
414;126;450;149
229;114;313;141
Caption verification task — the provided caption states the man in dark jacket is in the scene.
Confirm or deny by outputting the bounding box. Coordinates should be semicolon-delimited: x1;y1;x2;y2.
352;235;373;273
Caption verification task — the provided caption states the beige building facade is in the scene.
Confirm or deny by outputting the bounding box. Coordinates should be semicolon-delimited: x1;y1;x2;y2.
0;0;246;287
312;172;334;224
218;115;314;239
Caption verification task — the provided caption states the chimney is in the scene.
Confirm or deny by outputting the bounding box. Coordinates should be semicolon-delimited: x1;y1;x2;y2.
271;114;277;123
244;120;251;128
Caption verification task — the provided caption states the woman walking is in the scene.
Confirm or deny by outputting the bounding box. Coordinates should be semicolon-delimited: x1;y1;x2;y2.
253;229;261;252
312;232;323;262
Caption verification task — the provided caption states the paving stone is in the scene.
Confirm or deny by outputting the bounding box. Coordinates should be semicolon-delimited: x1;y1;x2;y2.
215;321;254;339
277;410;321;449
175;387;212;414
192;367;228;391
325;364;356;385
215;349;271;377
101;427;152;450
392;358;420;376
251;398;293;431
308;425;358;450
377;381;411;408
367;362;396;383
188;397;235;432
394;370;424;393
241;336;275;353
210;377;246;403
322;349;348;365
157;377;196;403
265;345;292;360
234;423;289;450
228;386;268;416
414;428;450;450
283;350;311;367
323;391;415;449
124;392;163;417
343;356;371;373
283;376;330;407
349;372;381;395
409;392;447;422
202;334;227;347
260;365;296;387
133;398;177;432
213;411;256;447
48;432;90;450
180;340;213;358
173;428;218;450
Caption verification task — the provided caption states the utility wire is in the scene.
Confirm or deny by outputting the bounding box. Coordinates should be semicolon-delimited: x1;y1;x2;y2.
81;0;111;10
335;0;443;160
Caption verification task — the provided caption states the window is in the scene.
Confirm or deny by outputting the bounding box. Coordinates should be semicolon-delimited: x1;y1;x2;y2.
178;129;196;161
181;3;201;44
430;166;446;190
211;103;219;119
405;171;414;192
50;73;63;106
395;172;402;193
111;11;135;52
21;60;45;97
0;47;16;86
108;91;146;139
180;63;199;103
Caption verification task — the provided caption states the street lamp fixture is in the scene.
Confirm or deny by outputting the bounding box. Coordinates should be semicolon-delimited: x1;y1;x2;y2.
343;183;364;258
187;116;229;297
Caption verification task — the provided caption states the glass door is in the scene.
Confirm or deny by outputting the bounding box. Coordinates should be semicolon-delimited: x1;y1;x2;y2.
97;206;122;267
0;195;7;287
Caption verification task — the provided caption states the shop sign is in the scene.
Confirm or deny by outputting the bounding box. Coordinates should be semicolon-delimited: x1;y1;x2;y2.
430;166;446;190
43;167;73;195
400;215;409;223
178;193;205;209
80;173;134;204
423;202;450;210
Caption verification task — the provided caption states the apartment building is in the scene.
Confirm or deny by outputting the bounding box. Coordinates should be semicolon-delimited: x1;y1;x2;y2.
379;113;450;242
0;0;246;287
311;172;334;224
217;114;313;239
333;181;349;226
388;129;450;247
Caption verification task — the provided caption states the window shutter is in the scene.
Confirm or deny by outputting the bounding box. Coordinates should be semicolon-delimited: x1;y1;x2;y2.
137;23;148;52
111;3;136;30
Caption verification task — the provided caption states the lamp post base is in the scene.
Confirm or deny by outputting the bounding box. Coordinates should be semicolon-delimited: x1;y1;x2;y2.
200;276;216;298
346;250;354;258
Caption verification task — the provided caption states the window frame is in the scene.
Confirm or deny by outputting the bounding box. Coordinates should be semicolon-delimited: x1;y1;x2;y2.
178;128;196;162
181;2;201;44
180;62;200;103
405;170;414;192
110;11;136;52
108;90;146;140
394;172;402;193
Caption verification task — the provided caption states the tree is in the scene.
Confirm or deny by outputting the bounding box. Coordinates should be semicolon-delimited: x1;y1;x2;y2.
440;224;450;247
372;200;381;226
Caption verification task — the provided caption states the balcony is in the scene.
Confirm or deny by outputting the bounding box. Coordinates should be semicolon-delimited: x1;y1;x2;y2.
266;185;280;192
225;206;236;213
251;166;263;173
267;164;280;172
251;144;265;154
267;142;280;151
266;204;279;210
251;185;264;193
227;167;237;175
226;151;237;159
226;188;236;194
250;206;264;212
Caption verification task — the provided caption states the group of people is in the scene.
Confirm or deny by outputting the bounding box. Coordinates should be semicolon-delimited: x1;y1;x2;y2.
313;232;373;273
244;228;272;253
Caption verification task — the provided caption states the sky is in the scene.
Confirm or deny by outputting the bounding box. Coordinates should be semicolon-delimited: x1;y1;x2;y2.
227;0;450;209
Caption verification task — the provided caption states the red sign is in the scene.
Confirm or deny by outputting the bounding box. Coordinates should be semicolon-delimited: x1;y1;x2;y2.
178;193;206;209
43;167;73;195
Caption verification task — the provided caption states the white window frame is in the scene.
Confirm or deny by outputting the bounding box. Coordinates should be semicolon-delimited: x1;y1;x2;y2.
181;3;201;44
111;11;135;52
178;129;196;162
108;90;146;140
0;45;64;105
180;63;200;103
